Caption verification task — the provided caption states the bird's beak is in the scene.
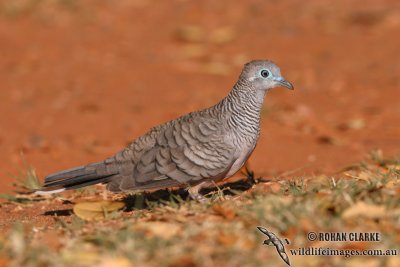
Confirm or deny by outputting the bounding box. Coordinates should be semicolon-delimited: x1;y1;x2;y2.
273;77;294;90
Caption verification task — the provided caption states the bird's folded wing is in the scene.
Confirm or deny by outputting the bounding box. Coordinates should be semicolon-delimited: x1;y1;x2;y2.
117;116;235;191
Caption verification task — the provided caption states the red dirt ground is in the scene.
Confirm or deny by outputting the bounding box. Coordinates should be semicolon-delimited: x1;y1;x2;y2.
1;0;399;196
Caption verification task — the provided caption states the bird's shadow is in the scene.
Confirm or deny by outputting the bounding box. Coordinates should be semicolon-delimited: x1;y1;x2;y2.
43;169;267;216
44;209;73;217
122;170;265;211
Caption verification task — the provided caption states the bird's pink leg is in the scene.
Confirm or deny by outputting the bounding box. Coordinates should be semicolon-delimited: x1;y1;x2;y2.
187;181;214;202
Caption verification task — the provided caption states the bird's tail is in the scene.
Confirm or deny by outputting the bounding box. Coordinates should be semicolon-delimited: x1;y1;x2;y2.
36;162;118;195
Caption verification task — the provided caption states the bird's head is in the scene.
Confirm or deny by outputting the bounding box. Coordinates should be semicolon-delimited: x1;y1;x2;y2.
239;60;294;91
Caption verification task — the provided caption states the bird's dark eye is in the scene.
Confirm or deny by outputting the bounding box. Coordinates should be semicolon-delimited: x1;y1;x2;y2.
260;69;271;78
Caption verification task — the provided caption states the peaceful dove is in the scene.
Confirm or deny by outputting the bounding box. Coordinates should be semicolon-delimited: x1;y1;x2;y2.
37;60;293;200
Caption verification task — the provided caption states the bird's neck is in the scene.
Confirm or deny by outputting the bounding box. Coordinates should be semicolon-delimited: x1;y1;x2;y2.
216;80;266;143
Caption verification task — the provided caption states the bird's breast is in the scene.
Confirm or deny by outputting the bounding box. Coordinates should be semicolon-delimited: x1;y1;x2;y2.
225;143;256;178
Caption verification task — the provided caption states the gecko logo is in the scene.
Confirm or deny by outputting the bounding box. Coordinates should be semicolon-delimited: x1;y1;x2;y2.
257;226;291;266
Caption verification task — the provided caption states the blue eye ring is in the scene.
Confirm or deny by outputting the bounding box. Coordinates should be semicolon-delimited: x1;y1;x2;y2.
260;69;271;78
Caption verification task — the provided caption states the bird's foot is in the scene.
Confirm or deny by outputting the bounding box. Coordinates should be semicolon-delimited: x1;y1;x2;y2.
187;182;211;203
188;191;208;203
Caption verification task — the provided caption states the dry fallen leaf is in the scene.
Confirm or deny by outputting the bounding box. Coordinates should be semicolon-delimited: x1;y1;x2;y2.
342;201;386;219
73;200;125;221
